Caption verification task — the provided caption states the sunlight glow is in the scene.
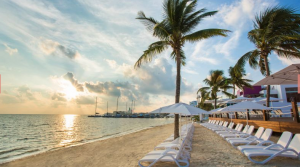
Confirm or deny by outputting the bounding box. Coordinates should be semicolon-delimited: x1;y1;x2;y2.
59;114;78;146
60;80;78;100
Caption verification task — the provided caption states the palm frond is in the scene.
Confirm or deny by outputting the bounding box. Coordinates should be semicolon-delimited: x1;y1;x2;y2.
184;29;230;42
134;41;169;68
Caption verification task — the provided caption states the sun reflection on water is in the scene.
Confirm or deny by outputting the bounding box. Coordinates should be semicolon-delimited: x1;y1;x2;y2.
59;114;78;146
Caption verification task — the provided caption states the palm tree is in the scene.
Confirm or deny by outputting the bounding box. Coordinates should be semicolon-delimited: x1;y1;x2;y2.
228;66;253;98
234;6;300;106
134;0;230;139
197;89;213;111
198;70;233;109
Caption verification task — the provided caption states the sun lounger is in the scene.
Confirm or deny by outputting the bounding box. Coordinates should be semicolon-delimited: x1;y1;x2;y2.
224;126;254;140
221;125;249;138
237;131;293;152
243;134;300;164
138;143;190;167
218;124;244;136
228;128;272;147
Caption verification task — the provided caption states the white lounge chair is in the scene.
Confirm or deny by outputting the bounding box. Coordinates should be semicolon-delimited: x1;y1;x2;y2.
221;125;249;139
237;131;293;152
228;128;272;147
138;143;190;167
243;134;300;164
224;126;254;141
218;124;244;136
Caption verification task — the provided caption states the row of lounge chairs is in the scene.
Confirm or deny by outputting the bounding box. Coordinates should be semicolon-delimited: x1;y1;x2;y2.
138;123;194;167
201;120;300;164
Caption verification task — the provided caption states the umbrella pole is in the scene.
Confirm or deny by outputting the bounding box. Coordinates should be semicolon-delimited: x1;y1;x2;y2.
246;109;249;126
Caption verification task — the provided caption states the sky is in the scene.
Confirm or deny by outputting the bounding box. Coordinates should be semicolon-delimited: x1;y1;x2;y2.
0;0;300;115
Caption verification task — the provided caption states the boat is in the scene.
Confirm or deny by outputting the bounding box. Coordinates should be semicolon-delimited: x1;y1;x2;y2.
88;97;102;117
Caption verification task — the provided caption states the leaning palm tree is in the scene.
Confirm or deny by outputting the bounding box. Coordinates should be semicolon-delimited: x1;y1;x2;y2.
234;6;300;106
198;70;233;109
228;66;253;98
134;0;230;139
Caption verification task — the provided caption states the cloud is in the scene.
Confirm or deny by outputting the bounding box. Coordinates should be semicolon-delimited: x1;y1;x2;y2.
0;94;22;104
74;96;94;105
17;85;35;100
85;81;131;97
277;57;300;66
105;59;117;68
124;58;195;95
4;43;18;55
39;38;80;59
214;31;241;60
191;41;218;65
62;72;84;92
51;92;67;102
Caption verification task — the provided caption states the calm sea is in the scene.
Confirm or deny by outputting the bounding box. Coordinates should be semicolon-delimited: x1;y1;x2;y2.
0;114;174;164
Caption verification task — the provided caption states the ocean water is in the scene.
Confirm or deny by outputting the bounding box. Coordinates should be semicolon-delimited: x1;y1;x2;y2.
0;114;174;164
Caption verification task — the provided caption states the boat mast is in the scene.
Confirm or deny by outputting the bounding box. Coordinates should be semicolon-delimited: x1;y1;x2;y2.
95;97;97;115
131;100;133;114
107;101;108;115
126;102;127;112
116;96;119;112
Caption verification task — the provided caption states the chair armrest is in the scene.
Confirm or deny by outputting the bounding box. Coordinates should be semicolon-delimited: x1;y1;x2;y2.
257;140;274;146
263;144;284;150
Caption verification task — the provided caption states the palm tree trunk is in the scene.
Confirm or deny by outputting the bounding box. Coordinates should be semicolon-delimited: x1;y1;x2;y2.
174;50;181;139
233;84;235;98
214;98;217;109
263;55;271;107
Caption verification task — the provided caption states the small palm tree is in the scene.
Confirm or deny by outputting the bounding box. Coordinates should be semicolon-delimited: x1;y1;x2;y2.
228;66;253;98
197;89;213;111
198;70;233;109
234;6;300;106
134;0;230;139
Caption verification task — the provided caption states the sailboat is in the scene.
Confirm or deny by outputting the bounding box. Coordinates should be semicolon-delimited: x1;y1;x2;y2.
88;97;101;117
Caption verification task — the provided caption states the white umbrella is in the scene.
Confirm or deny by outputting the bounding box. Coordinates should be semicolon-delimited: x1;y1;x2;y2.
150;102;208;115
231;96;255;102
253;97;283;104
151;102;208;128
218;101;272;125
254;63;300;85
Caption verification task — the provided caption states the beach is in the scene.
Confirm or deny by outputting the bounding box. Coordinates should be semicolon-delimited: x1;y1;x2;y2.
2;123;300;167
1;123;174;167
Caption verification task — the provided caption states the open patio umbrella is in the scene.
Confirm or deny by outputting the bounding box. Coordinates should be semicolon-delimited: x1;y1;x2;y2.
151;102;208;132
150;102;208;115
254;64;300;85
219;101;272;125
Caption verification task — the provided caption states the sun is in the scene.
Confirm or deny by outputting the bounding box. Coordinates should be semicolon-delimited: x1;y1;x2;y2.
61;80;78;100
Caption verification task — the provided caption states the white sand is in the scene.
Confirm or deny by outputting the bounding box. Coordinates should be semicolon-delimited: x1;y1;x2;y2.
1;123;299;167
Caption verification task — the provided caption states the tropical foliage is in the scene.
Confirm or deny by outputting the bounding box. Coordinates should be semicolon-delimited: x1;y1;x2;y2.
134;0;230;139
198;70;233;109
234;6;300;106
197;89;214;111
228;66;253;98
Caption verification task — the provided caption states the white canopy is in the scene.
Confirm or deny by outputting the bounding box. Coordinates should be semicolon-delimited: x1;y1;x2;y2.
219;101;272;113
209;108;223;114
150;102;208;115
253;97;283;104
254;64;300;85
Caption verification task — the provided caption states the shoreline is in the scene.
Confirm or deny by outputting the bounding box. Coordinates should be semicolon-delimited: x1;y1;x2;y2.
0;123;175;167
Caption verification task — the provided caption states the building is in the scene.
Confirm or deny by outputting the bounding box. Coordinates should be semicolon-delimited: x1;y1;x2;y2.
238;84;299;103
